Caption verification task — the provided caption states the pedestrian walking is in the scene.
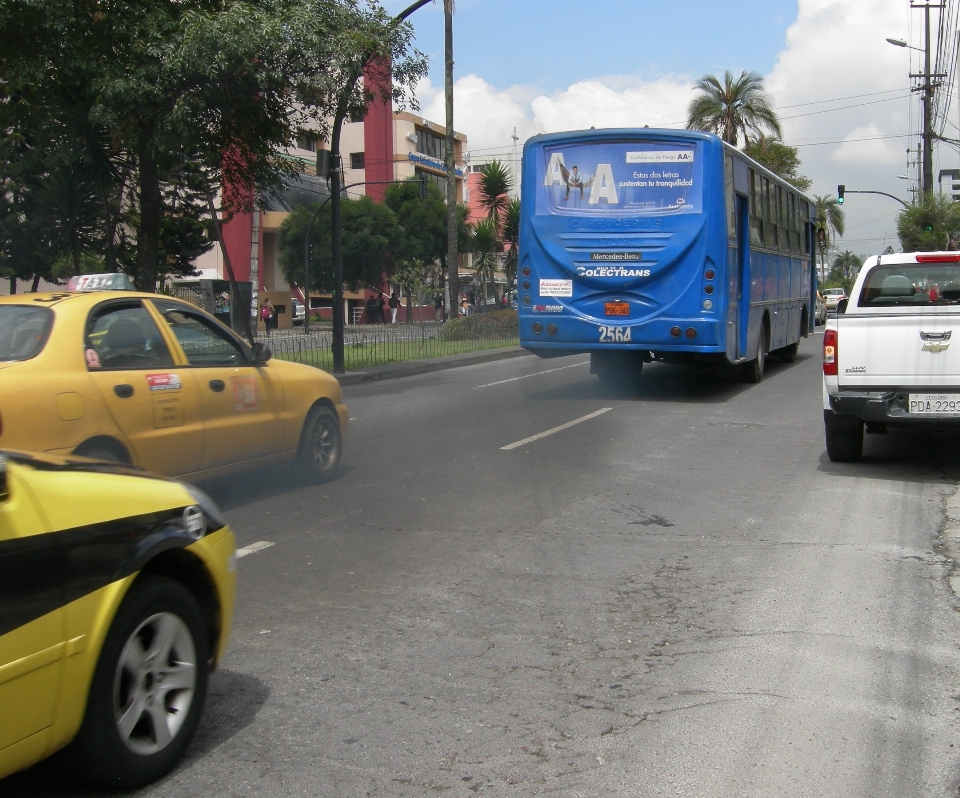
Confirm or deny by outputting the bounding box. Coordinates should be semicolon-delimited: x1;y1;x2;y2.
365;293;379;324
434;292;444;322
260;298;275;336
378;292;387;324
389;290;400;324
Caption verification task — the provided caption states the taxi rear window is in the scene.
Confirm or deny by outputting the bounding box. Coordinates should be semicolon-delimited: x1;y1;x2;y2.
0;306;53;361
860;264;960;306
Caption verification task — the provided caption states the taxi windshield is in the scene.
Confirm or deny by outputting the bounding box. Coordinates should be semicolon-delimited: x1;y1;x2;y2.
859;264;960;306
0;306;54;361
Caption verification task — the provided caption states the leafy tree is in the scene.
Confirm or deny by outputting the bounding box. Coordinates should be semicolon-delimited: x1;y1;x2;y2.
392;258;434;323
813;194;845;281
896;192;960;252
687;70;782;147
384;178;447;265
743;135;811;192
277;195;402;293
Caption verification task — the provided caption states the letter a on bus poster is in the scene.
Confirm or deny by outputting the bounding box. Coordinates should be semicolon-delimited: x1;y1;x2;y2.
540;142;700;215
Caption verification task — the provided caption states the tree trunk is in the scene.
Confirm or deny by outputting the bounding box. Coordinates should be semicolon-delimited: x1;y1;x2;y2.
8;276;16;294
444;0;459;319
136;140;161;292
31;274;40;292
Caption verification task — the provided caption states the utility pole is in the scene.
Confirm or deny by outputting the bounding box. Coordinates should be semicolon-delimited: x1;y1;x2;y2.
444;0;459;320
911;2;944;196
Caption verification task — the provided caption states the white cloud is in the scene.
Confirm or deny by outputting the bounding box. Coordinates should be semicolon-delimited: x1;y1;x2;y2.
416;0;929;252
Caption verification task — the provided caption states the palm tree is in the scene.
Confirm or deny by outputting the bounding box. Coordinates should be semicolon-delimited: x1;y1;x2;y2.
501;197;520;293
476;160;513;233
469;217;498;305
686;70;782;147
813;194;845;282
831;250;861;281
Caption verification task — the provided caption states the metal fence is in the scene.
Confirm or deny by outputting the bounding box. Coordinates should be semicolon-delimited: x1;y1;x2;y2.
264;323;519;372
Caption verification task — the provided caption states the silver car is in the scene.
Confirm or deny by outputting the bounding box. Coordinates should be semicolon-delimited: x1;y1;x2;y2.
822;287;847;311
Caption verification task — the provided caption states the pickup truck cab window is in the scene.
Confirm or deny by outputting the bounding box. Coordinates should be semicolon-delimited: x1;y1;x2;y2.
859;264;960;306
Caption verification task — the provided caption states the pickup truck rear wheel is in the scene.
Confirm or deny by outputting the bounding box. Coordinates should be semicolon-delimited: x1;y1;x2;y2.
825;421;863;462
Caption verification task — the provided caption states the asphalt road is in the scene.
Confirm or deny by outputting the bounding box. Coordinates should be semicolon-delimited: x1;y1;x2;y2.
9;334;960;797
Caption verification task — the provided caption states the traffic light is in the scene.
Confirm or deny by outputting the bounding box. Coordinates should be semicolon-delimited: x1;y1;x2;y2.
818;228;827;248
837;184;845;204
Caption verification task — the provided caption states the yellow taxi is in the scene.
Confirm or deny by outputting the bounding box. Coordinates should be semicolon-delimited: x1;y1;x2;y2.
0;450;236;788
0;288;347;481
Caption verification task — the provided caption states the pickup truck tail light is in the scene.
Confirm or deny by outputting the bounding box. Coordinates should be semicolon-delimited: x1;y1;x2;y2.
823;329;838;375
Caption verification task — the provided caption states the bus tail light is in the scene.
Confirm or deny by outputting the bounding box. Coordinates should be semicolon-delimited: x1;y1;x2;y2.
823;328;838;375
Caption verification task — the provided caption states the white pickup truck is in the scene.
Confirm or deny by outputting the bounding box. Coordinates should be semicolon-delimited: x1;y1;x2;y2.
823;251;960;461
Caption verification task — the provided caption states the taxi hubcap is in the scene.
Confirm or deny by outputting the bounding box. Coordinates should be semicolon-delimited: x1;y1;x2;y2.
113;612;196;756
310;418;337;470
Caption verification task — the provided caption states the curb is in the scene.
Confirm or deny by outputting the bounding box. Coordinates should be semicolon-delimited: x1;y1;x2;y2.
337;346;534;386
941;485;960;599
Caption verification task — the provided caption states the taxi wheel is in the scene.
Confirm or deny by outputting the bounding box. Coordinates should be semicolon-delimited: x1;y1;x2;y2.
71;576;209;789
298;405;342;482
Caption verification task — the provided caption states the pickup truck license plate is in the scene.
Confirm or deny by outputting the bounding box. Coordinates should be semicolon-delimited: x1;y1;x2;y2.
605;302;629;316
908;394;960;414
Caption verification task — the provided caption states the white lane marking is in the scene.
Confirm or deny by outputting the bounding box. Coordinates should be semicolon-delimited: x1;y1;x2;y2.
475;360;589;389
500;408;613;450
236;541;276;559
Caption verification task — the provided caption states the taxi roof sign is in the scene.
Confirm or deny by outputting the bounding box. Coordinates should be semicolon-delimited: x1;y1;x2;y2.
67;273;136;292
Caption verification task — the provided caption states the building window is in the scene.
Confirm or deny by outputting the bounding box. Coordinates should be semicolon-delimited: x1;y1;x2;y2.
415;167;447;196
416;128;446;160
350;152;365;170
296;136;316;152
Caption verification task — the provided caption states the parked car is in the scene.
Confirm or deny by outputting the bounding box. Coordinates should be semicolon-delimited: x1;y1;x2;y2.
0;288;346;482
291;297;305;326
821;287;847;311
0;450;235;787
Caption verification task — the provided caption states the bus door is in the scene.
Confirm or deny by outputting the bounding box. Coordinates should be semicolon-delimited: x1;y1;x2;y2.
737;195;751;359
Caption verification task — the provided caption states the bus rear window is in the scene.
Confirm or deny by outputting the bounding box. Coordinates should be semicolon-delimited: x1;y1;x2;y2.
537;140;701;215
0;306;54;361
859;264;960;306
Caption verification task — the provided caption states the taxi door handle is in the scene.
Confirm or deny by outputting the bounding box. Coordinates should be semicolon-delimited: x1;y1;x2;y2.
208;380;226;392
113;384;134;399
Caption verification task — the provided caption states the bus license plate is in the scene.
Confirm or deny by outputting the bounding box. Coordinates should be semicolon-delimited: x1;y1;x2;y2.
605;301;629;316
908;394;960;414
598;326;632;342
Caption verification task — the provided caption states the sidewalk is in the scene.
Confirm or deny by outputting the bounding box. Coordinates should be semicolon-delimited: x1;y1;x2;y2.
336;345;533;386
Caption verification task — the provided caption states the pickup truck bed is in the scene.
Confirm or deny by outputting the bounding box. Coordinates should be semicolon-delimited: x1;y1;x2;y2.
822;251;960;461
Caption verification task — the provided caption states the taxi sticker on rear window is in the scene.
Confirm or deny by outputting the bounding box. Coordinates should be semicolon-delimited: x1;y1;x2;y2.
146;373;182;391
231;376;259;411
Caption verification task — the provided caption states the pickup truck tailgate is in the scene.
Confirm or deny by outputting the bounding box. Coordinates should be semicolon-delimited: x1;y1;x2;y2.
837;313;960;388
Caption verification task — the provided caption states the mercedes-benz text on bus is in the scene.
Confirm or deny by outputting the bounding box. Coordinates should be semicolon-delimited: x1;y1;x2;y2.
518;129;817;383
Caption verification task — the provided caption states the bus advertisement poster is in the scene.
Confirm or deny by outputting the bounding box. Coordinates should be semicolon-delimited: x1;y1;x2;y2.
539;141;701;215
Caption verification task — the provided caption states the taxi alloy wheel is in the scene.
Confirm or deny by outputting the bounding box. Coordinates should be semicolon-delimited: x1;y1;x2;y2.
299;405;342;482
71;576;209;788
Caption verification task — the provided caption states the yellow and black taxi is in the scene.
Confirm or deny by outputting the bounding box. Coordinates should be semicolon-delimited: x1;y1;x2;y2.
0;450;235;788
0;282;347;481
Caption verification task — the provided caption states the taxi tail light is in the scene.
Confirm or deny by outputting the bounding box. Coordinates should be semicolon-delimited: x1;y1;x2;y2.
823;328;838;375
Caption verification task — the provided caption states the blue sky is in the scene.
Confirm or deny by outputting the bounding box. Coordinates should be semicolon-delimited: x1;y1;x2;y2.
378;0;932;254
382;0;799;94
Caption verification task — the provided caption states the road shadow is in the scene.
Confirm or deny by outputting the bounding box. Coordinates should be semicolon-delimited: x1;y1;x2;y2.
816;428;960;484
195;463;357;511
523;355;807;405
0;669;269;797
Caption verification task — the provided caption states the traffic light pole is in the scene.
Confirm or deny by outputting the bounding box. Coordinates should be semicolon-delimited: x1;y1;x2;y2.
836;187;909;209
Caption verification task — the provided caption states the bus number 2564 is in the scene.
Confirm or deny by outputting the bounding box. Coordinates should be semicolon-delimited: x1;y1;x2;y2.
598;326;632;342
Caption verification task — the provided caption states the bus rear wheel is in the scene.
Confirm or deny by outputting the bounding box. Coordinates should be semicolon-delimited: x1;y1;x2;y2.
742;327;767;383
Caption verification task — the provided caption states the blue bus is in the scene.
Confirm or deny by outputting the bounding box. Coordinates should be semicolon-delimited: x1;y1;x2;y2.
518;129;816;383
